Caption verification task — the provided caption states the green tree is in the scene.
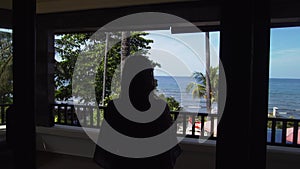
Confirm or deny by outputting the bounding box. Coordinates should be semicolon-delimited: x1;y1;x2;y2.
54;32;154;105
0;31;13;104
158;93;182;111
186;66;219;112
54;33;93;102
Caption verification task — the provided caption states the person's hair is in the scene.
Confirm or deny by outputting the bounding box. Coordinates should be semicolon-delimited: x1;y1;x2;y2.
120;55;155;109
121;54;154;78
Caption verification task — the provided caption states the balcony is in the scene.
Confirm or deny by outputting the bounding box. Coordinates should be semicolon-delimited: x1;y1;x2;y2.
1;103;300;147
49;103;300;147
1;103;300;169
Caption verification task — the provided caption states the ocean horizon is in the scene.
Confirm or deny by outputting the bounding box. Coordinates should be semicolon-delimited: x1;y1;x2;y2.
155;76;300;119
58;76;300;119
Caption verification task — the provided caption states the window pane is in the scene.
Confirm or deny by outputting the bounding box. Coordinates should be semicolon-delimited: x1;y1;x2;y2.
0;28;13;125
53;30;222;140
268;26;300;146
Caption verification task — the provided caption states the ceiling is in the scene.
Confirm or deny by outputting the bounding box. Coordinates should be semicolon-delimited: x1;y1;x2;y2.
1;0;300;27
0;0;197;14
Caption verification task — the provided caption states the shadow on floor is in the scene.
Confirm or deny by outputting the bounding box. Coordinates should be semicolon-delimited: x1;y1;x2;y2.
37;151;102;169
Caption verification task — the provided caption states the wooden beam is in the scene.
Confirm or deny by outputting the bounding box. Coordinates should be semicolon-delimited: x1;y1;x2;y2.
12;0;36;168
37;1;220;33
0;9;12;28
216;0;270;169
36;24;55;127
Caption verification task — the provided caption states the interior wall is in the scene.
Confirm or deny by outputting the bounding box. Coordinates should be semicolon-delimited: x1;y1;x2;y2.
36;126;300;169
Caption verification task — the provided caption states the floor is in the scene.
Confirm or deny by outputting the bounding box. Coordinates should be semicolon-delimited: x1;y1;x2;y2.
37;151;102;169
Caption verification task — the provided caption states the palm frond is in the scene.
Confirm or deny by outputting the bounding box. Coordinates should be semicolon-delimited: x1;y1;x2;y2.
186;81;206;99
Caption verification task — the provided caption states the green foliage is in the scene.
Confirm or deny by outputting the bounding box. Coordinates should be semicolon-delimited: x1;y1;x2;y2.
186;82;206;99
102;93;120;106
158;93;182;111
186;66;219;103
54;33;93;101
166;96;182;111
54;32;154;104
0;31;13;104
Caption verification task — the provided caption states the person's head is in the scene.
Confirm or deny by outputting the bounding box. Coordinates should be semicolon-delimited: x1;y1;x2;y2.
130;68;155;95
120;55;155;103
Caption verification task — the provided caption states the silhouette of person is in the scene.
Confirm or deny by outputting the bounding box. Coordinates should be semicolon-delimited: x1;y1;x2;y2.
93;55;182;169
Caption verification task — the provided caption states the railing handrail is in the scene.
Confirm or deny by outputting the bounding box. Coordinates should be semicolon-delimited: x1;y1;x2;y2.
50;103;300;147
268;117;300;122
1;103;299;148
51;103;218;116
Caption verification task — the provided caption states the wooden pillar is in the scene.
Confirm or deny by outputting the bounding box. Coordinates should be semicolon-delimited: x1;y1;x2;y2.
36;23;54;127
12;0;36;168
216;0;270;169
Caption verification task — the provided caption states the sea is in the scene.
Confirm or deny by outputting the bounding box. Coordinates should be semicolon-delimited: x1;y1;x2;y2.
154;76;207;113
155;76;300;119
268;78;300;119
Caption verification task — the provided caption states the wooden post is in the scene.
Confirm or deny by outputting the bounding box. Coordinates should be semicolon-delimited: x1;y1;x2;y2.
36;23;54;127
12;0;36;168
216;0;270;169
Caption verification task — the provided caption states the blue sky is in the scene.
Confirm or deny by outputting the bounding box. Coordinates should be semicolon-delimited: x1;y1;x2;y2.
145;29;220;77
145;26;300;79
270;27;300;79
1;26;300;78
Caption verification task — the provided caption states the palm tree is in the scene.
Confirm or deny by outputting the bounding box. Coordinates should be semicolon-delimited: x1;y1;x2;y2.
120;31;130;75
186;66;219;113
186;72;206;99
205;32;211;113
